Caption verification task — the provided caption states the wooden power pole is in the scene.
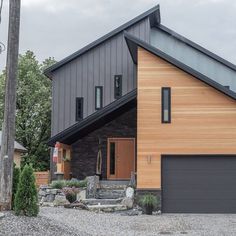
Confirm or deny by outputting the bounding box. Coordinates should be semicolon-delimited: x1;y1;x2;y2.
0;0;21;210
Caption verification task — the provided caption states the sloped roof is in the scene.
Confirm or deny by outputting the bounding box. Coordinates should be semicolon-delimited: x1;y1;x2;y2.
48;89;137;146
0;131;27;152
44;5;160;78
154;24;236;72
124;32;236;101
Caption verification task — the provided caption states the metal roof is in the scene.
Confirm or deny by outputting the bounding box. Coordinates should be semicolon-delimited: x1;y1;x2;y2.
44;5;160;78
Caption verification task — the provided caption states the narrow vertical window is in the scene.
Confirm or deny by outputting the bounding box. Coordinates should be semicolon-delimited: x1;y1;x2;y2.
114;75;122;99
76;97;83;121
110;142;115;175
95;86;103;110
162;87;171;123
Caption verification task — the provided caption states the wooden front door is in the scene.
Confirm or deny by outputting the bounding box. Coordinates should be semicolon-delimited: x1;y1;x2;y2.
107;138;135;179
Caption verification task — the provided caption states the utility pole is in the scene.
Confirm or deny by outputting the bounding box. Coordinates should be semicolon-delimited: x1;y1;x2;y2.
0;0;21;210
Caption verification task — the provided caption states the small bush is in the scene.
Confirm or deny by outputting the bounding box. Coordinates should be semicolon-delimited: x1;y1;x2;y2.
62;187;77;203
14;164;39;216
139;194;158;208
12;164;20;209
50;180;66;189
50;179;87;189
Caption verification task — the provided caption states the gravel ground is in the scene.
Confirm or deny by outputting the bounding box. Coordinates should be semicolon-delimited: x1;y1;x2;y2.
1;207;236;235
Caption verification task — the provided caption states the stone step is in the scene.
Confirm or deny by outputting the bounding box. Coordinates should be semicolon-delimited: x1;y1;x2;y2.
88;204;127;212
99;180;129;190
97;189;125;199
82;198;123;205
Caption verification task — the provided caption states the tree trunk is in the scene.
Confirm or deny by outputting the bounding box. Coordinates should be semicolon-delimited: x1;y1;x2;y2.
0;0;21;210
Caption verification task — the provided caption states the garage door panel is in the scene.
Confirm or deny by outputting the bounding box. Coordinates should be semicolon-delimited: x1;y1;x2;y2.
162;155;236;213
164;199;236;213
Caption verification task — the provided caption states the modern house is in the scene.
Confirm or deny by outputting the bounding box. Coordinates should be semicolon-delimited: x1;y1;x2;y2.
44;5;236;213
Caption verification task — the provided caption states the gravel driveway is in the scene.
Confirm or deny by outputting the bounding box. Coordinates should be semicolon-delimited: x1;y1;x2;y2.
1;207;236;235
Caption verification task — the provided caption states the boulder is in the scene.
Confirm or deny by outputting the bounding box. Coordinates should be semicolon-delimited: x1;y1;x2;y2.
45;194;55;202
125;187;134;199
86;176;99;198
122;197;134;209
53;194;69;206
77;190;86;200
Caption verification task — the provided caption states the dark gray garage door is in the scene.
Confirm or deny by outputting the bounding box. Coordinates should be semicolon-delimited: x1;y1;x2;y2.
162;155;236;213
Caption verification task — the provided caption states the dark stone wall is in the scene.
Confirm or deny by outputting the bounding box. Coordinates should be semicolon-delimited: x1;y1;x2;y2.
71;107;137;180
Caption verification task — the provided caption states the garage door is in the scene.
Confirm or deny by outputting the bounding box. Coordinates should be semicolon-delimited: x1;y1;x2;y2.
162;155;236;213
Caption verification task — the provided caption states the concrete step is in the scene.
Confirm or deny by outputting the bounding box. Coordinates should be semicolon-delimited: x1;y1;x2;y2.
97;189;125;199
88;204;127;212
82;198;123;205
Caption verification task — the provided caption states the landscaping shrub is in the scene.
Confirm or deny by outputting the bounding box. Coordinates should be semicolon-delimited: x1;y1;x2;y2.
62;187;77;203
139;194;159;215
12;164;20;209
14;164;39;216
50;179;87;189
50;180;66;189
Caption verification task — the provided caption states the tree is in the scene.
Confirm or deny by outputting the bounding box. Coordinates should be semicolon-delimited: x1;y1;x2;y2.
12;164;20;208
14;164;39;216
0;51;55;170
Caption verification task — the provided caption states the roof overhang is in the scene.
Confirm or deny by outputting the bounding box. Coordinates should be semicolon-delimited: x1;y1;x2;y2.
48;89;137;146
44;5;161;79
124;32;236;101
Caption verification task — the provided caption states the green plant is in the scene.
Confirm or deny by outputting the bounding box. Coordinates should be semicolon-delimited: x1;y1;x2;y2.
66;180;87;188
139;194;158;215
14;164;39;216
12;164;20;209
62;187;77;203
50;180;66;189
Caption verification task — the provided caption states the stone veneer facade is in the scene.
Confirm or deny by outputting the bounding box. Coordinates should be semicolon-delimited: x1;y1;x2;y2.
71;107;137;180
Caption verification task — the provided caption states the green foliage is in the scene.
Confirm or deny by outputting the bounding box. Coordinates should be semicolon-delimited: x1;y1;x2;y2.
14;164;39;216
12;164;20;208
50;180;66;189
50;179;87;189
139;194;158;208
0;51;56;171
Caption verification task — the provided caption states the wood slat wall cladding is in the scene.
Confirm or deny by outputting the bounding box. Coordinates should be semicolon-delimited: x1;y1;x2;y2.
137;47;236;189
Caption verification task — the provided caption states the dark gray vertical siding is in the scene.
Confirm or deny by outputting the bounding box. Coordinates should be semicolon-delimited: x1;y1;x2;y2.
52;17;150;135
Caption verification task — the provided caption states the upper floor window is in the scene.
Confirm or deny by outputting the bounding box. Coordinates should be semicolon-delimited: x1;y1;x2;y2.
76;97;83;121
114;75;122;99
95;86;103;110
161;87;171;123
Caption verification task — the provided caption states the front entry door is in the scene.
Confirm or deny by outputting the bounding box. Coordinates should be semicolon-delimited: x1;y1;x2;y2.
107;138;135;179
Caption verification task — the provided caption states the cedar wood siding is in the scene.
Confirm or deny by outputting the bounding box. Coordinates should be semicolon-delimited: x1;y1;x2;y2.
137;47;236;189
51;18;150;136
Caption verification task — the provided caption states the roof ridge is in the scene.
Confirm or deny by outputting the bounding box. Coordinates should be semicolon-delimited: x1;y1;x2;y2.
44;5;160;78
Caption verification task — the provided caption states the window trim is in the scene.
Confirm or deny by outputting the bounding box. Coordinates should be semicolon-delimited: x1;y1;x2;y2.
161;87;171;123
75;97;84;121
114;75;122;99
95;86;103;110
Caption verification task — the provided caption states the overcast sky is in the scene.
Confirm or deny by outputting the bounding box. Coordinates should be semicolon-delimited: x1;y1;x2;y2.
0;0;236;72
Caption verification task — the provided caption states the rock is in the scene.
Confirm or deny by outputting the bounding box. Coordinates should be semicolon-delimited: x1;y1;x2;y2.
122;197;134;209
50;189;58;195
77;190;86;200
125;187;134;199
121;209;142;216
64;202;89;210
86;176;99;198
157;210;161;215
129;171;136;187
38;190;47;196
46;194;55;202
53;194;69;206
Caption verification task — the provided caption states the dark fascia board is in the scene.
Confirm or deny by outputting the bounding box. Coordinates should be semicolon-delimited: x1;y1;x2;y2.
44;5;160;78
155;24;236;72
48;89;137;146
124;32;236;101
